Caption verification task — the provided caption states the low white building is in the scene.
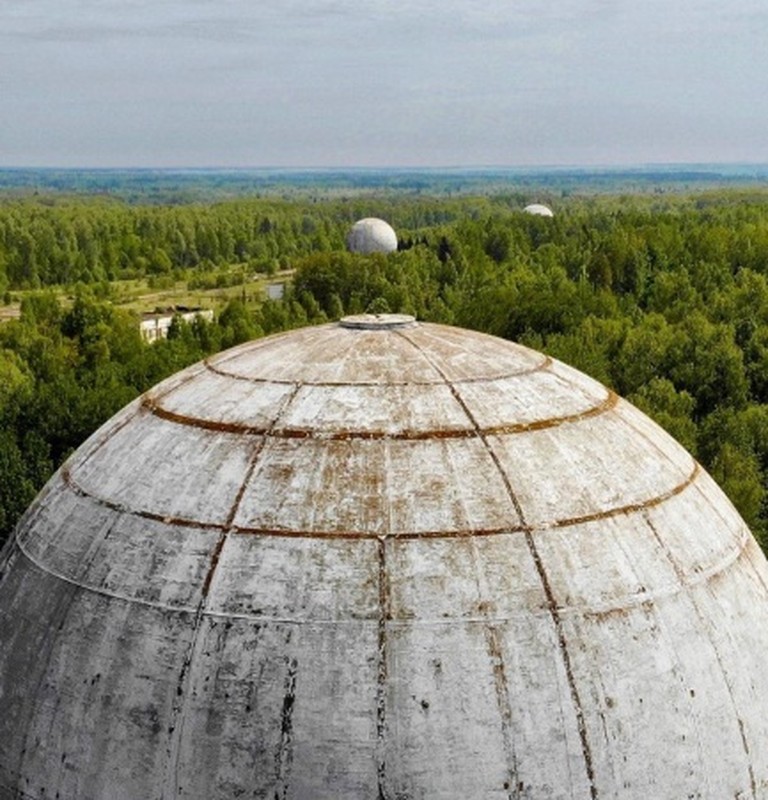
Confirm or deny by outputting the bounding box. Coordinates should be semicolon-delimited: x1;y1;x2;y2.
139;306;214;342
265;282;286;300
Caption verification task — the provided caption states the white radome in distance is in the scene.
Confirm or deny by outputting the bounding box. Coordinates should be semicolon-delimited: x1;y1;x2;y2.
2;315;768;799
346;217;398;253
523;203;554;217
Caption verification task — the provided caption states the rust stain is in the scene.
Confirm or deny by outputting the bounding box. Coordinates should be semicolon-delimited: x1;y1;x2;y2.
582;599;654;623
376;537;391;800
144;388;616;441
228;525;527;540
524;530;599;799
63;458;703;550
484;625;519;800
553;462;700;529
143;398;270;437
274;657;298;800
737;718;758;799
200;531;228;600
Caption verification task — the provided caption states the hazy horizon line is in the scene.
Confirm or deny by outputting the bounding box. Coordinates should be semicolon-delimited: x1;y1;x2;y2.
3;162;768;173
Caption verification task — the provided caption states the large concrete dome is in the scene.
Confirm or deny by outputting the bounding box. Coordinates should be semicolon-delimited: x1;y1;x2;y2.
2;314;768;799
346;217;398;253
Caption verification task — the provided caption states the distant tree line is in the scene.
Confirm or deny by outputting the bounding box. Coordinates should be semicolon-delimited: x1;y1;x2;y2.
3;190;768;547
0;196;477;291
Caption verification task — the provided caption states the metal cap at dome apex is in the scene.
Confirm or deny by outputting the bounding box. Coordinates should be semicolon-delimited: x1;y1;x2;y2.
1;319;768;800
339;313;416;330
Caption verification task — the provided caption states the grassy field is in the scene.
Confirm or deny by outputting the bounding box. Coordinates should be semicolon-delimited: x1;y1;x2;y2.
1;269;293;324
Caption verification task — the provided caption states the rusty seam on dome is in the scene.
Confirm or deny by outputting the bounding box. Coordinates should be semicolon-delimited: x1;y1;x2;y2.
60;467;227;531
59;461;701;540
553;462;700;529
141;389;617;441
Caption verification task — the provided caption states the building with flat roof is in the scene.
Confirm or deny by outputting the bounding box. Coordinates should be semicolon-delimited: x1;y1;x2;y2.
139;305;213;342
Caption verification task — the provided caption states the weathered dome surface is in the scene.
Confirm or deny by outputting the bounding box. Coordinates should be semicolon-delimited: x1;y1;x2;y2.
346;217;398;253
2;315;768;799
523;203;554;217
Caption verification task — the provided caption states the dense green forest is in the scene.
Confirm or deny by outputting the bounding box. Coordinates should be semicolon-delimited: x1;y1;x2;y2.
3;188;768;547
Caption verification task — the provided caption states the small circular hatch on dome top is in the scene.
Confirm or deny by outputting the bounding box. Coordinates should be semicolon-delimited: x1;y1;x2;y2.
339;313;416;330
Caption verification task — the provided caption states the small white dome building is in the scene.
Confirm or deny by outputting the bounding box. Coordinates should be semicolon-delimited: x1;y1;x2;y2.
2;315;768;799
523;203;554;217
346;217;398;253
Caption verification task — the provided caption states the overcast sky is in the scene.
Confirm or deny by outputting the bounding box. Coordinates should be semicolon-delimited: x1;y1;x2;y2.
1;0;766;168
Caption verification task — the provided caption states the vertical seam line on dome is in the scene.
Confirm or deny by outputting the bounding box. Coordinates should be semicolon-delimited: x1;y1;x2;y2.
631;514;713;797
393;331;526;798
206;380;304;600
618;405;697;489
522;529;598;800
159;381;303;800
644;515;758;798
275;654;298;800
399;324;553;378
376;535;391;800
690;474;751;545
395;328;599;800
9;578;81;790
